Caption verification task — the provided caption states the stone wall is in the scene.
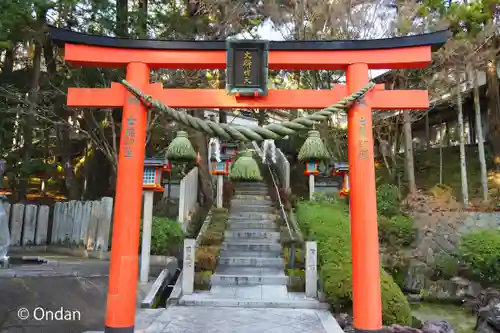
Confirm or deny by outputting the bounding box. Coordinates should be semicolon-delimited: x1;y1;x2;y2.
412;210;500;262
457;212;500;234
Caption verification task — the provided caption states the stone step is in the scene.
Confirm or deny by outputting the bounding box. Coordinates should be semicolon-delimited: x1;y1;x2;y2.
227;221;276;230
211;273;288;286
230;205;275;213
222;240;282;252
218;250;282;259
233;187;268;192
179;296;329;309
231;199;274;206
216;266;284;275
234;190;269;195
179;293;329;309
217;256;284;267
224;230;280;240
229;212;278;220
232;182;267;188
209;285;288;298
233;195;272;200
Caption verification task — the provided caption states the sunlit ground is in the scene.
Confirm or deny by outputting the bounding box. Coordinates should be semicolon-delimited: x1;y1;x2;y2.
1;176;67;201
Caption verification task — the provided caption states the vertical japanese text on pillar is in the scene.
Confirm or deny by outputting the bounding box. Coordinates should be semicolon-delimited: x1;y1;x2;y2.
124;115;136;158
358;118;368;161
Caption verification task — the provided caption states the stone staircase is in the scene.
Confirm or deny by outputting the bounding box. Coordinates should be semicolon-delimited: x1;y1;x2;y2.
179;181;328;309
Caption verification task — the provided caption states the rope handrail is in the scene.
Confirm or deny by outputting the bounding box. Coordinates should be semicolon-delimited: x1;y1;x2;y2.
251;142;295;243
121;80;375;142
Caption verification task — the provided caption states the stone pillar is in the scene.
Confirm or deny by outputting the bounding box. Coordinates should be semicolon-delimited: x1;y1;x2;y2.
182;238;195;295
217;175;223;208
309;175;315;201
140;191;154;283
306;241;317;298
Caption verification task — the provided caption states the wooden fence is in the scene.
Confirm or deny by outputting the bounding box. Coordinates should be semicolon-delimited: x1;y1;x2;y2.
3;197;113;250
3;167;201;249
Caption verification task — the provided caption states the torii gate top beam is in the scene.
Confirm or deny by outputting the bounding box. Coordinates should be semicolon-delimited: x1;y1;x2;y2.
48;27;449;70
48;27;448;110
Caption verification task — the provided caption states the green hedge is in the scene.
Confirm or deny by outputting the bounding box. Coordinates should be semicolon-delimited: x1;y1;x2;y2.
296;199;412;325
140;216;185;256
458;229;500;285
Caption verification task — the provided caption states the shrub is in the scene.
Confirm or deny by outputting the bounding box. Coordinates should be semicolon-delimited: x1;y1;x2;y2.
195;245;220;271
458;229;500;285
430;251;460;280
296;200;412;326
195;208;228;290
140;216;184;256
377;184;400;217
378;214;416;247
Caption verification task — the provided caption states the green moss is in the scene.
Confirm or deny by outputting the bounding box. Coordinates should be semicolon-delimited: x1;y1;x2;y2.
296;199;412;325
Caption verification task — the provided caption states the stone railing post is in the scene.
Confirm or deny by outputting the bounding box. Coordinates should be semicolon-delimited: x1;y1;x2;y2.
306;241;318;298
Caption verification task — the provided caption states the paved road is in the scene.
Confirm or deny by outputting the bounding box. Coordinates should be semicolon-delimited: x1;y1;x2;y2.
87;306;340;333
0;256;166;333
0;275;108;333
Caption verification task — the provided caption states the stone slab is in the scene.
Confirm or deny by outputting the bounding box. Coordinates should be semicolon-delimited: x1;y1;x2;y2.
35;205;50;245
22;204;38;246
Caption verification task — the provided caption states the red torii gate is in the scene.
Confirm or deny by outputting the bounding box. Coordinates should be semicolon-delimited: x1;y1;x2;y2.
49;27;448;333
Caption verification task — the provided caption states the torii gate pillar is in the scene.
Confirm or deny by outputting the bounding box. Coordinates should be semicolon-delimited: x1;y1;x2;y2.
348;63;382;329
105;63;149;331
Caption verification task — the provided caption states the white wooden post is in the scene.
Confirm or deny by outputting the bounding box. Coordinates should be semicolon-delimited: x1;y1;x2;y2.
309;175;315;200
306;241;318;298
182;238;195;294
140;191;154;283
178;178;186;224
217;175;223;208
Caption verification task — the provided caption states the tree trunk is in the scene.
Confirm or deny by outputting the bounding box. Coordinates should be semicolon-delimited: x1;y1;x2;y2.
2;46;14;75
486;4;500;170
137;0;148;38
468;65;489;202
456;73;469;207
116;0;128;37
425;112;430;150
19;37;43;199
439;120;445;185
188;110;213;204
403;110;416;194
43;39;81;200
